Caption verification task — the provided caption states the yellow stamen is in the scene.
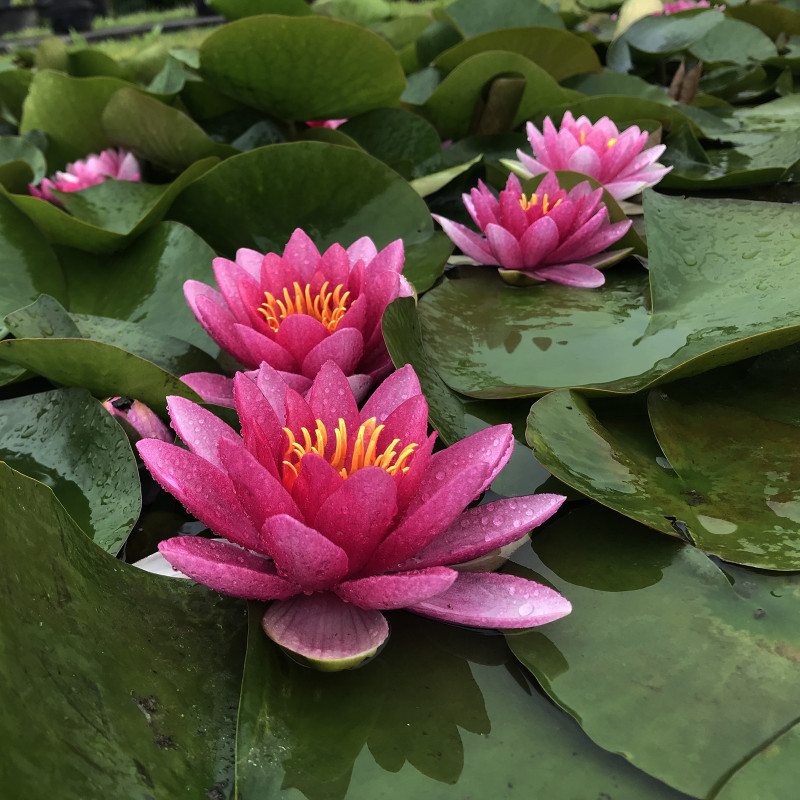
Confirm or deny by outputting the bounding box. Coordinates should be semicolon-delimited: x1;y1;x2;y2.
280;417;418;490
607;138;617;148
519;192;563;215
258;280;351;333
579;130;586;145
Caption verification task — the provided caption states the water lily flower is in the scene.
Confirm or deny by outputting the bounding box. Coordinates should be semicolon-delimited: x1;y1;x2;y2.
432;172;632;288
102;396;172;444
29;148;141;204
657;0;716;13
306;119;347;129
137;361;571;670
182;228;413;405
515;113;671;201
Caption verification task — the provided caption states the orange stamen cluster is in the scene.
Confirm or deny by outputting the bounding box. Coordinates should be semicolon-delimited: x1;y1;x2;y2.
519;192;563;215
281;417;418;490
258;281;351;333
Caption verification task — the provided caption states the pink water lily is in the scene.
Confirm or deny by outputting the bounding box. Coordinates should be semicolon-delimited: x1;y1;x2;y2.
137;362;570;669
657;0;717;13
306;119;347;129
182;229;413;406
102;396;172;444
516;113;671;201
433;172;632;288
29;147;141;204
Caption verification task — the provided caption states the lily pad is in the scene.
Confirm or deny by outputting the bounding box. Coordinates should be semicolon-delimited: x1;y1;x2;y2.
169;141;448;292
199;15;405;120
689;16;777;65
19;71;151;171
59;221;219;354
507;504;800;798
434;27;602;82
0;135;47;184
662;126;800;189
445;0;565;36
0;193;66;329
421;51;580;140
418;192;800;399
102;88;238;170
5;158;218;254
1;463;246;797
0;387;139;553
237;606;692;799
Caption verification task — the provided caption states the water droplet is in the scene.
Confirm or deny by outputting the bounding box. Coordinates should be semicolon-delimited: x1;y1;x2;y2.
518;602;533;616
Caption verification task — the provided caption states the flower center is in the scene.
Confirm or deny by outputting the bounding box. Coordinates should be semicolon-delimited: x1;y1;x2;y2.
519;192;563;215
258;281;351;333
281;417;418;490
607;138;617;148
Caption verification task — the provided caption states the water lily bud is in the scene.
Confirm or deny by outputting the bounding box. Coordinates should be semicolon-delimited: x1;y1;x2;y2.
102;397;172;444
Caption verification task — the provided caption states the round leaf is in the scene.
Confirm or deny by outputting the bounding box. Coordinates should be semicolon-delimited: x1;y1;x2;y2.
199;15;405;120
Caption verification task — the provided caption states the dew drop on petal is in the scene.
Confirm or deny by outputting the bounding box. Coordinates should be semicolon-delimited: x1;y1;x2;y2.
518;602;534;616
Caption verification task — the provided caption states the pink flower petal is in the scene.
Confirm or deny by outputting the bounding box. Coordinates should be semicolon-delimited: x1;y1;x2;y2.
360;363;422;424
290;452;344;522
515;150;548;177
307;361;360;438
273;313;329;364
364;463;491;575
375;394;429;457
317;242;351;287
567;144;602;178
314;466;398;572
167;395;241;470
261;514;349;590
218;437;301;530
408;572;572;628
262;592;389;663
485;223;524;269
301;327;364;379
212;257;258;326
347;236;378;265
534;263;606;288
159;537;298;601
347;374;373;403
282;228;321;282
192;295;253;367
180;372;235;407
234;371;284;465
395;494;566;570
335;567;457;609
365;239;404;277
233;323;299;372
519;214;559;271
277;371;313;395
137;440;260;549
395;431;436;513
432;215;497;265
253;362;291;422
234;247;263;280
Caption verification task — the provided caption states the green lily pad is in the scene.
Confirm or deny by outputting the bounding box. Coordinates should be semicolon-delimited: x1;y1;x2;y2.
59;221;219;354
0;387;139;553
5;158;218;254
199;15;405;120
662;126;800;189
1;463;246;798
527;377;800;570
726;3;800;39
688;17;777;65
169;141;448;292
0;159;33;197
507;504;800;798
237;606;692;799
0;68;33;125
0;331;203;415
0;135;47;185
69;47;131;80
339;108;441;179
716;720;800;800
102;88;237;170
382;296;553;497
421;51;580;140
418;192;800;399
0;193;66;330
445;0;565;36
19;70;154;171
434;27;602;82
620;9;725;56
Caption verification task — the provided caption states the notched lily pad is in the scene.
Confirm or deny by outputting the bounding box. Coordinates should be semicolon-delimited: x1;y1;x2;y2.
508;504;800;797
